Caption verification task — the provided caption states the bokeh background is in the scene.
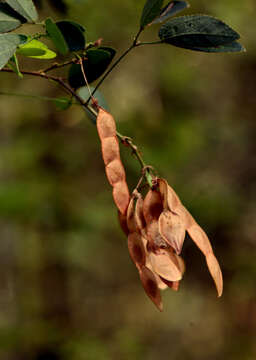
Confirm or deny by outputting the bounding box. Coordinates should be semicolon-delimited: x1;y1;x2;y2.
0;0;255;359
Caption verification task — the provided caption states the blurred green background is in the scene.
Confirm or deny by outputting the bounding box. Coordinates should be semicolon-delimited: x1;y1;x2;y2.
0;0;255;359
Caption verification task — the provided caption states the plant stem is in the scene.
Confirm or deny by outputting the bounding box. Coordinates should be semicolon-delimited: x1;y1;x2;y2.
0;67;153;186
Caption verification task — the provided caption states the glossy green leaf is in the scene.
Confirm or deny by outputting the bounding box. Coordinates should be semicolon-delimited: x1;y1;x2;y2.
78;86;109;123
0;33;27;69
68;47;116;89
140;0;164;28
0;3;23;32
159;15;240;51
56;20;86;51
45;18;69;55
6;0;38;22
16;39;57;59
151;1;189;24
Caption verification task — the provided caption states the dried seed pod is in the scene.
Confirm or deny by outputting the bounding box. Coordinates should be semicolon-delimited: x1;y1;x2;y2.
146;261;168;290
148;248;182;282
158;210;186;254
159;277;180;291
118;211;129;236
112;181;130;215
143;189;163;224
138;265;163;311
206;252;223;297
158;178;180;211
101;137;120;165
96;108;116;139
187;222;223;296
126;196;136;233
96;108;130;215
127;232;146;269
146;220;168;250
134;193;146;233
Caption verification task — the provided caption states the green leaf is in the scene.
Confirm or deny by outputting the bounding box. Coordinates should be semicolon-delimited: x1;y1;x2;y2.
78;86;109;123
56;20;86;52
0;3;23;32
16;39;57;59
159;15;240;51
54;97;72;111
6;0;38;23
0;33;27;69
45;18;69;55
68;47;116;89
151;1;189;24
140;0;164;29
8;54;23;78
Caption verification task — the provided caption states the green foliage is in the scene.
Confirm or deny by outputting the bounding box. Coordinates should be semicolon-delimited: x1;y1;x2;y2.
68;47;116;88
158;15;241;52
140;0;164;29
45;17;69;55
0;33;26;69
0;3;23;32
78;86;109;123
6;0;38;22
56;20;86;52
16;39;56;59
151;1;190;24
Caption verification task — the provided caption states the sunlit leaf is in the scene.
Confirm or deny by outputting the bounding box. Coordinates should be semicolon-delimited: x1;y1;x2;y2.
140;0;164;28
159;15;240;52
17;39;56;59
6;0;38;22
151;1;189;24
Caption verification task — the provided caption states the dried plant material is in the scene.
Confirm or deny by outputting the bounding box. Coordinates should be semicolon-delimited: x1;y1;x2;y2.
101;137;119;165
160;277;180;291
148;249;182;282
118;211;129;236
135;194;146;233
158;178;180;211
96;108;116;139
112;181;130;215
174;254;186;275
187;223;213;256
96;108;130;215
139;265;163;311
206;252;223;297
127;232;146;268
159;210;186;254
126;196;136;233
105;159;126;185
146;220;168;249
143;189;163;224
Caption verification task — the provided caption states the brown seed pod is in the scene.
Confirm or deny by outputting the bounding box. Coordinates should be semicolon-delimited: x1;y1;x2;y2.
134;193;146;233
101;137;120;165
105;159;126;185
112;181;130;215
118;211;129;236
96;108;130;215
126;196;136;233
138;265;163;311
143;189;163;224
158;210;186;254
148;248;182;282
127;232;146;269
187;222;223;297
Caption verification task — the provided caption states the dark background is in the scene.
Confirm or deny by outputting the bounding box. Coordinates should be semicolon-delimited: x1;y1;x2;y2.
0;0;255;359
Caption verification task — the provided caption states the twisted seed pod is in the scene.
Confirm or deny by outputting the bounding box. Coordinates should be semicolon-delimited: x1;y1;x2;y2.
97;108;130;215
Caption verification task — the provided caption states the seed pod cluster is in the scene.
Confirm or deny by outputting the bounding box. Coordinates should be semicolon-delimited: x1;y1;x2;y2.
119;177;223;311
97;108;130;215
